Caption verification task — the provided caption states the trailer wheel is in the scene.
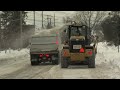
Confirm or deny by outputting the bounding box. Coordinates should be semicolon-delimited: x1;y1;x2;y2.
31;59;39;66
88;52;95;68
61;57;69;68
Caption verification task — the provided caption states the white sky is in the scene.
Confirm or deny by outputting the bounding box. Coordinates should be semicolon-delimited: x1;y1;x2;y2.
26;11;75;28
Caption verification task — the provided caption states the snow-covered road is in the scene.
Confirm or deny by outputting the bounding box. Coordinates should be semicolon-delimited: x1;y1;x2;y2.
0;53;55;79
48;42;120;79
0;42;120;79
0;26;120;79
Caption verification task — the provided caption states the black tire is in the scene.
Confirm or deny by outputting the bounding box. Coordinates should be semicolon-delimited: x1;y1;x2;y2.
88;52;95;68
61;57;69;68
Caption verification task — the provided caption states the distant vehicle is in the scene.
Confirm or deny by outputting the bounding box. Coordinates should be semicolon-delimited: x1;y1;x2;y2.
29;33;59;65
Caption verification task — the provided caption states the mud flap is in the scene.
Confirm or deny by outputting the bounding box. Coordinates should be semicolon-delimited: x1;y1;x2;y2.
51;53;59;65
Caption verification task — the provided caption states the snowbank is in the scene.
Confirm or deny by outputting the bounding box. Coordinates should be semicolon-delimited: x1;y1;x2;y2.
97;42;120;67
0;49;29;60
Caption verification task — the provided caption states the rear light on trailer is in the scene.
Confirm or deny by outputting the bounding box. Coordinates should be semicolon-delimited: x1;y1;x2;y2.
46;54;50;57
39;54;43;57
56;36;59;44
56;40;58;44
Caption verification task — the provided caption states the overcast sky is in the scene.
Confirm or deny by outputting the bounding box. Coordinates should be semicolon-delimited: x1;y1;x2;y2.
26;11;75;28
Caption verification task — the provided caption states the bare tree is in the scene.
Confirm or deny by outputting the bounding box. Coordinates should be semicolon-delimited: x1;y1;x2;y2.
73;11;107;32
62;16;72;24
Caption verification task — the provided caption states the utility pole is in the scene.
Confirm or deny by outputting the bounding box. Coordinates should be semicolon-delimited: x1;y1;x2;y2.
34;11;35;32
118;41;119;53
0;15;1;30
0;12;4;51
0;15;1;50
50;18;51;27
47;15;49;29
46;15;53;29
54;13;55;27
20;11;23;49
42;11;43;28
0;11;2;30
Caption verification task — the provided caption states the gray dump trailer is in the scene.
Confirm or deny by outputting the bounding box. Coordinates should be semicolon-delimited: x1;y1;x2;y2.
30;34;59;65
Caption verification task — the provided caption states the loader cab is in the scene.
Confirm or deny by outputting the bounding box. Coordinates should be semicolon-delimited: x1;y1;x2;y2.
62;24;91;45
61;25;96;68
67;25;88;40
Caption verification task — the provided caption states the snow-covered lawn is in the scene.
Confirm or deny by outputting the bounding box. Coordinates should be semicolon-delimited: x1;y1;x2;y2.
0;49;29;60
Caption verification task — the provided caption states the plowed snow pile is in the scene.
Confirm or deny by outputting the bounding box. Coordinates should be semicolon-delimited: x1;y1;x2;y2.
97;42;120;67
0;49;29;60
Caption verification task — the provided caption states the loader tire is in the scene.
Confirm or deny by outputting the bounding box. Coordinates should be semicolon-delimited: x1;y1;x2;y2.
61;57;69;68
88;52;95;68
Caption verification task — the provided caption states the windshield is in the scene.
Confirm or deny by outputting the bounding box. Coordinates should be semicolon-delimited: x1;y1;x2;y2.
70;27;86;36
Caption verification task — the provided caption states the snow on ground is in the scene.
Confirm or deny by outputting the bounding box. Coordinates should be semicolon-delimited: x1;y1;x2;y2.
47;42;120;79
96;42;120;67
1;26;120;79
0;49;29;60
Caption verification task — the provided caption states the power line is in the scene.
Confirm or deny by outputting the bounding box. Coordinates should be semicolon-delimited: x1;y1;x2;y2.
23;11;66;28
